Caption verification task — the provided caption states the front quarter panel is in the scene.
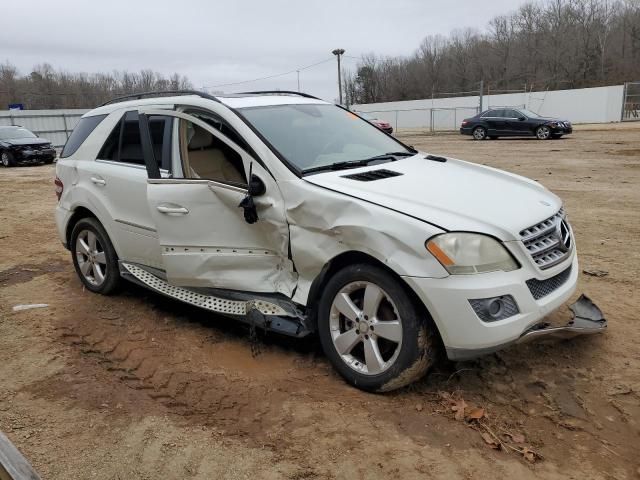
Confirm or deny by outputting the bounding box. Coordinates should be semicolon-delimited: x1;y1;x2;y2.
280;179;449;305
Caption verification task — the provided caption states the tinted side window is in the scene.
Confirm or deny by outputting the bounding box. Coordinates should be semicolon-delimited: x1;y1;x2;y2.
481;110;499;118
60;114;107;158
97;112;172;169
505;110;520;118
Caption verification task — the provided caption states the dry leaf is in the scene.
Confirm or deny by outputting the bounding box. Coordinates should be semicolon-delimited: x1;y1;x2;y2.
451;399;468;421
466;407;485;420
507;432;525;444
481;432;501;449
522;447;537;463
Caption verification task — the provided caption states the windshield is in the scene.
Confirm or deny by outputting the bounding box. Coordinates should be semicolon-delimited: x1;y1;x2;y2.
519;109;541;118
0;127;37;140
239;104;409;172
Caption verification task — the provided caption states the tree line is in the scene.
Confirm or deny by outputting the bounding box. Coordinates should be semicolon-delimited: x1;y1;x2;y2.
0;63;192;109
344;0;640;105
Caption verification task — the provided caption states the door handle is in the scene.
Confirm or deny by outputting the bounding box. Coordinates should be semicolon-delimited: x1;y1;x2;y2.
90;176;106;186
157;204;189;215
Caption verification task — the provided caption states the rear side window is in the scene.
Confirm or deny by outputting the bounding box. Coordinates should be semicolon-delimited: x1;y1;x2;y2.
60;114;107;158
97;111;173;170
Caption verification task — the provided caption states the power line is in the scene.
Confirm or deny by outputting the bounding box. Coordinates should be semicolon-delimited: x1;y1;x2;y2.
205;57;334;89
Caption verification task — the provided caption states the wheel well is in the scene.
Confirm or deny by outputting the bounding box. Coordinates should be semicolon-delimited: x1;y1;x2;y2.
305;251;444;348
65;207;97;247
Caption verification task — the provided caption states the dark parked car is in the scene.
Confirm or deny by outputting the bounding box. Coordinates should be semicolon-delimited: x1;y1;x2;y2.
357;111;393;134
460;108;572;140
0;126;56;167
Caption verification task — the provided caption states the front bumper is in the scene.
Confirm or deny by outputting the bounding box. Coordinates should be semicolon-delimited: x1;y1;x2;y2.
403;252;604;360
550;125;572;134
15;148;56;162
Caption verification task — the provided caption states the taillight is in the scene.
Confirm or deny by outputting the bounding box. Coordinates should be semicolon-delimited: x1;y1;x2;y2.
461;120;468;126
54;176;63;201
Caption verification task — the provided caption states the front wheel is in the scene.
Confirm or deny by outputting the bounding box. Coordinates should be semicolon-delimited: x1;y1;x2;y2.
536;125;551;140
317;264;435;392
472;126;487;140
1;152;15;167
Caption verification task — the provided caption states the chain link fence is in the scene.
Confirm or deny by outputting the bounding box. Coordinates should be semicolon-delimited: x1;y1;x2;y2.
622;81;640;121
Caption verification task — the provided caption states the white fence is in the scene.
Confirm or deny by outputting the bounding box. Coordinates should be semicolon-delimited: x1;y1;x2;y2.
0;109;88;148
353;84;626;131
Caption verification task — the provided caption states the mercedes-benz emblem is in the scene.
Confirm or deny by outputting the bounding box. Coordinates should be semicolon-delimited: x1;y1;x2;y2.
556;219;572;252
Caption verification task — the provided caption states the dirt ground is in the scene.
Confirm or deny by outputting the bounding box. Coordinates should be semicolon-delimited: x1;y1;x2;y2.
1;123;639;479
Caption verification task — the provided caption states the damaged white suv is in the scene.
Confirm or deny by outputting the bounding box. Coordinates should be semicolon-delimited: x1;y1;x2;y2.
54;91;606;392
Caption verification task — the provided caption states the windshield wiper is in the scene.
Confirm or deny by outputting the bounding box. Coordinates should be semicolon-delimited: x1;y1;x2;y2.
303;151;415;174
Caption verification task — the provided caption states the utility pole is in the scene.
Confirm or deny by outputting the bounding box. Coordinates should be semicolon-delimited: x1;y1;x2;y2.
332;48;345;104
478;80;484;113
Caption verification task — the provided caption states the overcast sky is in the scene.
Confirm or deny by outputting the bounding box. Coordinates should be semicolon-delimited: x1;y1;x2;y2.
2;0;531;101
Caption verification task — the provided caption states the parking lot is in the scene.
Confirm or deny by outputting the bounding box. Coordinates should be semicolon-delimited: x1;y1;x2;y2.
1;124;639;479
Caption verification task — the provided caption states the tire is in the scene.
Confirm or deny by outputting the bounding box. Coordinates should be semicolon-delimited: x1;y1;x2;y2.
1;151;15;167
551;134;563;139
472;126;487;140
536;125;551;140
70;217;121;294
317;264;435;392
44;157;55;164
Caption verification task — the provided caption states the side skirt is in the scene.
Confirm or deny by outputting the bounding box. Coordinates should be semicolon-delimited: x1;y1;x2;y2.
119;262;312;338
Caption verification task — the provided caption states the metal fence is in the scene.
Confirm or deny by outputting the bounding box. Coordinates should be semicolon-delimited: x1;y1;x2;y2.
356;106;481;132
0;109;87;148
622;81;640;121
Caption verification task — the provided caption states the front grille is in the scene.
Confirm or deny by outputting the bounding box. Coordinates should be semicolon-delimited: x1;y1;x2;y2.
526;265;572;300
520;208;572;270
342;169;403;181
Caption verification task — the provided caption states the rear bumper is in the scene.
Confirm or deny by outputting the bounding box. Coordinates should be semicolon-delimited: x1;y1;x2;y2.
460;127;473;135
55;204;72;249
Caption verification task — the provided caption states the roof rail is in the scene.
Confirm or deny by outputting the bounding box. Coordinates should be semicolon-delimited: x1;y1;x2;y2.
239;90;322;100
99;89;221;107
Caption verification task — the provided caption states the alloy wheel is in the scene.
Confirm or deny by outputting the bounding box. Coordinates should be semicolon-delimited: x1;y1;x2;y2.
537;126;551;140
329;281;403;375
473;127;486;140
1;153;9;167
75;229;107;286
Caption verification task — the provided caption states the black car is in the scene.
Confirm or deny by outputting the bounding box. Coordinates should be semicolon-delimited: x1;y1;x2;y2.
0;126;56;167
460;108;572;140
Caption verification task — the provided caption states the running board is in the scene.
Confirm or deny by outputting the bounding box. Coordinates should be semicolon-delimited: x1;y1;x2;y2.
119;262;311;337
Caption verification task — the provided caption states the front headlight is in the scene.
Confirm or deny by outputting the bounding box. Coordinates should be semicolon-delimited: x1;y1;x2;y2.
426;233;519;274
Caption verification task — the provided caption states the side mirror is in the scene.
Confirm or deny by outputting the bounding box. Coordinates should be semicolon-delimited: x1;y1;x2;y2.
248;174;266;196
518;116;526;121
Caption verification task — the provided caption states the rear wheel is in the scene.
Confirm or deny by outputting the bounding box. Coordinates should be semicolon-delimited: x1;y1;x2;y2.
536;125;551;140
317;264;435;392
70;217;121;294
1;152;15;167
472;126;487;140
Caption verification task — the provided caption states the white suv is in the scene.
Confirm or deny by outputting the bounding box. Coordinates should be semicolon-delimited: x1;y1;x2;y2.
54;91;605;392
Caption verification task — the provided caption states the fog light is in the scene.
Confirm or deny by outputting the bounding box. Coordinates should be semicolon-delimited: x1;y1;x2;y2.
469;295;519;322
488;298;503;317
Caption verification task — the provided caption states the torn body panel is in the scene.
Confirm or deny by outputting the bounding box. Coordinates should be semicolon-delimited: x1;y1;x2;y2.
279;179;449;306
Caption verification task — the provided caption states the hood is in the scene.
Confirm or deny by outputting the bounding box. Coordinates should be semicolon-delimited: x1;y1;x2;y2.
303;154;562;241
1;137;50;146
